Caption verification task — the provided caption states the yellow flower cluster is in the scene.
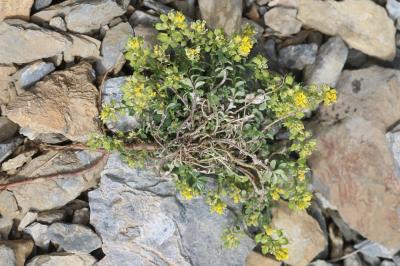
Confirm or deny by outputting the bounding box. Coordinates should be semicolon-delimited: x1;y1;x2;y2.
271;188;284;201
234;35;253;57
275;247;289;261
297;169;307;181
185;46;201;61
127;37;141;51
170;11;186;29
296;192;312;210
179;182;200;200
324;89;337;105
210;199;227;215
126;79;157;113
294;91;308;109
190;20;206;34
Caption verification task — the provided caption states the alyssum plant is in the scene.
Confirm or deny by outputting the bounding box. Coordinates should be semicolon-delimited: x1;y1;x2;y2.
90;11;336;260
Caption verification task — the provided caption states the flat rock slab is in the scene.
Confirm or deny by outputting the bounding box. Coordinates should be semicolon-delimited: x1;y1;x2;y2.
310;66;400;251
26;253;97;266
0;20;72;64
0;0;34;21
297;0;396;60
89;153;254;266
4;62;100;143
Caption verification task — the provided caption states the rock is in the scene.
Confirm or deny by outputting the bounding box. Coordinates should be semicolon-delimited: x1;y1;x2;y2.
380;261;397;266
4;62;100;143
23;223;50;249
37;209;66;224
17;211;37;231
310;66;400;250
241;18;264;40
47;223;102;253
96;22;133;75
27;253;97;266
304;36;348;87
34;0;52;11
271;203;326;266
89;153;254;266
0;0;34;21
268;0;298;8
72;208;90;225
344;253;363;266
297;0;396;60
0;137;23;164
1;150;36;175
129;10;160;27
173;0;196;18
102;77;139;132
387;129;400;176
12;60;55;89
386;0;400;20
0;117;18;142
0;240;34;266
264;7;302;36
198;0;242;35
32;0;129;34
0;150;105;219
133;24;158;48
0;217;13;239
142;0;172;14
361;253;381;266
245;252;282;266
0;20;72;64
0;64;17;105
328;223;344;259
64;34;101;63
346;49;368;68
309;260;334;266
278;43;318;70
49;16;66;31
354;240;394;260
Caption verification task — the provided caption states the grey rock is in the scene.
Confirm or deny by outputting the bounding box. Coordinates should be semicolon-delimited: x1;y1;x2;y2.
26;253;97;266
0;64;17;105
346;49;368;68
264;7;302;36
133;24;158;48
268;0;298;8
304;36;348;87
173;0;196;18
72;208;90;225
380;261;397;266
198;0;242;35
355;240;395;260
386;0;400;20
37;210;66;224
102;77;139;132
142;0;173;13
47;223;102;253
49;16;67;31
241;18;264;40
1;150;36;175
0;137;23;164
309;260;334;266
0;218;13;240
96;22;133;75
89;153;254;266
64;34;101;63
23;223;50;249
34;0;52;11
129;10;160;27
0;150;106;220
17;211;37;231
0;20;72;64
12;60;55;89
0;245;16;266
344;253;363;266
278;43;318;70
361;253;381;266
0;117;18;142
387;129;400;177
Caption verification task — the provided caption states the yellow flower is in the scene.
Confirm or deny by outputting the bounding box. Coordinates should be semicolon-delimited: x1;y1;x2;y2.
296;192;312;210
324;89;337;105
271;188;283;201
297;170;306;181
211;200;227;215
190;20;206;33
294;91;308;108
185;46;201;61
233;193;241;204
275;247;289;261
172;11;186;29
128;37;141;50
179;183;199;200
238;36;252;57
265;226;274;236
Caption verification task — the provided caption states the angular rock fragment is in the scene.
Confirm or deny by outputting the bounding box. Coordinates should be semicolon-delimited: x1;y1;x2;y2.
64;34;101;63
12;60;55;89
0;240;34;266
0;117;18;142
264;7;302;36
278;43;318;70
0;0;34;21
23;223;50;249
26;253;97;266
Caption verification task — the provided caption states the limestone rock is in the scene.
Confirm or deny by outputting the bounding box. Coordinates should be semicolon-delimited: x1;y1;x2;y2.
278;43;318;70
245;252;282;266
64;34;101;63
0;20;72;64
17;211;37;231
23;223;50;249
89;153;254;266
271;203;326;266
72;208;90;225
0;217;13;239
37;209;66;224
268;0;298;8
102;77;139;132
0;64;17;105
133;24;158;48
0;150;105;219
0;137;23;164
96;22;133;75
33;0;52;11
304;36;348;87
49;16;66;31
386;0;400;20
12;60;55;89
0;240;34;266
129;10;160;27
264;7;302;36
0;117;18;142
0;0;34;21
4;62;100;143
1;150;36;175
297;0;396;60
32;0;129;34
26;253;97;266
310;66;400;250
198;0;242;35
47;223;102;253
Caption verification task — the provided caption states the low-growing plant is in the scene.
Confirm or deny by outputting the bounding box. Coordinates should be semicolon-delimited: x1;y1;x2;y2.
89;11;336;261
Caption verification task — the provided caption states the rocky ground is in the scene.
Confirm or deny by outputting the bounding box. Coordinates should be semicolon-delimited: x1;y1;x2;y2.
0;0;399;265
